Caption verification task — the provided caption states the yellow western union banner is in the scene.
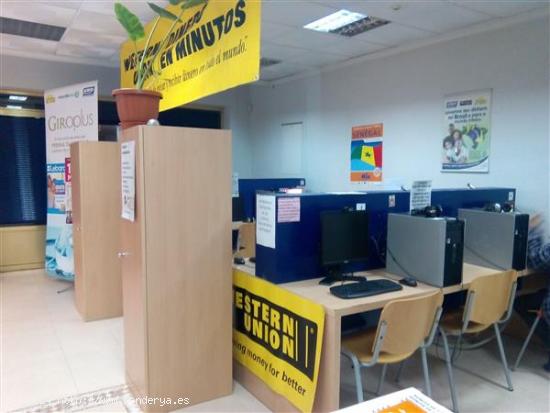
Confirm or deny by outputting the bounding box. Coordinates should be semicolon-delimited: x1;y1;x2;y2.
120;0;261;111
233;269;325;413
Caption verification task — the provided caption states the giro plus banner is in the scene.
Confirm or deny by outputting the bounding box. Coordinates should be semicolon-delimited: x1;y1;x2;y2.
120;0;261;111
233;269;325;413
44;81;98;280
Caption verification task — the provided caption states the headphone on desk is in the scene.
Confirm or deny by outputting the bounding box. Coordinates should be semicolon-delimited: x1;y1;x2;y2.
484;202;514;213
411;205;443;218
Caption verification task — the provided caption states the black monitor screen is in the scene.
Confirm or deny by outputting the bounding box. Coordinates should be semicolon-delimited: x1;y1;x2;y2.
321;210;369;266
232;196;245;222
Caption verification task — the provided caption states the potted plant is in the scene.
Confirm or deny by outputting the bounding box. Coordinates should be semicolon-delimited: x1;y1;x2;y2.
112;0;206;129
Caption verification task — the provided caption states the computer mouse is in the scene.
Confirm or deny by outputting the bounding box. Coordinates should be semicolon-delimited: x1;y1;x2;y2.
399;277;417;287
233;256;245;265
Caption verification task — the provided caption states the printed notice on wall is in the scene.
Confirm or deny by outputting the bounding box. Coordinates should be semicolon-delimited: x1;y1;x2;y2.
410;180;432;212
277;197;300;223
256;194;276;248
121;141;136;222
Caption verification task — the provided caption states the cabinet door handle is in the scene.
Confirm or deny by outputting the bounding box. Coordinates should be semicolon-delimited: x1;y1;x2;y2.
118;252;131;258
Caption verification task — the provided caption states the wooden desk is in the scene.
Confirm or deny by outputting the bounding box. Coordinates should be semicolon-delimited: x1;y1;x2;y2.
235;263;527;412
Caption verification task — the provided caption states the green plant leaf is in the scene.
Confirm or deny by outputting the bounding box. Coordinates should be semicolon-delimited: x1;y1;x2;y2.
114;3;145;42
148;3;181;21
168;0;186;4
181;0;207;10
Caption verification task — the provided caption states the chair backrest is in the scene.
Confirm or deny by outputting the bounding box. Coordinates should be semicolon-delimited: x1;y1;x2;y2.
237;222;256;258
373;290;443;355
468;270;517;325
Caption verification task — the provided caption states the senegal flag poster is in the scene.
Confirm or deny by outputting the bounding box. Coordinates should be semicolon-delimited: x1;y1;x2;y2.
350;123;383;182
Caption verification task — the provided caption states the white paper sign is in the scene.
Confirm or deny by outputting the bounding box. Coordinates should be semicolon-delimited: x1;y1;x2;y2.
121;141;136;222
277;197;300;223
232;172;239;196
256;194;276;248
410;180;432;211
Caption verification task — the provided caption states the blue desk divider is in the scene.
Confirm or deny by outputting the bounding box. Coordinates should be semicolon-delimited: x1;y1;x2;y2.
238;178;306;220
256;192;371;284
255;187;516;285
431;187;516;217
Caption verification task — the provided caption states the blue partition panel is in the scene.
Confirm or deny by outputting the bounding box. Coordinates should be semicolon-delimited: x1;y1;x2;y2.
256;192;367;284
238;178;306;220
431;187;516;217
255;187;516;285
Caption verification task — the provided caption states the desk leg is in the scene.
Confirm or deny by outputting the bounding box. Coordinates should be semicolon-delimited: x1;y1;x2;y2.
313;312;341;412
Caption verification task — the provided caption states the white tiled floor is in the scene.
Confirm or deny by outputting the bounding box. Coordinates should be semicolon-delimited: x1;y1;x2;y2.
1;270;549;412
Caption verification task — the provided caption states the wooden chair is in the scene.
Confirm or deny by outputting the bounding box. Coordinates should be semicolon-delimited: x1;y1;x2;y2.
438;270;518;412
341;291;444;403
235;222;255;259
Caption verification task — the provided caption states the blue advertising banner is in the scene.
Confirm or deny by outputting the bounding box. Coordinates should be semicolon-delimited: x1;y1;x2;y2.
44;81;98;280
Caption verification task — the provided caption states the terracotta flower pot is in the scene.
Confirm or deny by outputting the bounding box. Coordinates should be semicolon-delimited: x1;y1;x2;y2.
112;88;163;130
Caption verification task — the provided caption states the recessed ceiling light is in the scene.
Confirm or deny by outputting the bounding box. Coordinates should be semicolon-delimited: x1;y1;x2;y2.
304;10;391;37
9;95;28;102
304;10;367;33
6;105;23;110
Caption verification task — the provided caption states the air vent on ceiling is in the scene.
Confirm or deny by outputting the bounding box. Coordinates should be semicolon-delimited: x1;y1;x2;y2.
260;57;282;68
0;17;66;41
332;16;390;37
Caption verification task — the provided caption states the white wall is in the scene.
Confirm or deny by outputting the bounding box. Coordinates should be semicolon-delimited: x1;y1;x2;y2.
249;17;550;223
0;54;253;176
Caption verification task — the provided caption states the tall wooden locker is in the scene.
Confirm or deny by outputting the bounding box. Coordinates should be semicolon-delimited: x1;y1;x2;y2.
119;126;232;411
71;141;122;321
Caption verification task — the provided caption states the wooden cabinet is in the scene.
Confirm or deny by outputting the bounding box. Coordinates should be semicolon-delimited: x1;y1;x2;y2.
120;126;232;411
71;142;122;321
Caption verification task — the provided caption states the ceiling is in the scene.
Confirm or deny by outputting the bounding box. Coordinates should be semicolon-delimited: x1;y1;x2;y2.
0;0;548;82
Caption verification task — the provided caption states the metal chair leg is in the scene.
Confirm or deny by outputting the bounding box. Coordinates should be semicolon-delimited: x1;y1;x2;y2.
440;329;459;413
513;314;541;371
451;333;462;364
421;347;432;397
395;359;406;383
494;323;514;391
351;357;364;403
376;364;387;396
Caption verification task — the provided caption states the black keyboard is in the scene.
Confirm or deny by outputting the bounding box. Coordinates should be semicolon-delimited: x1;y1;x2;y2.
330;279;403;299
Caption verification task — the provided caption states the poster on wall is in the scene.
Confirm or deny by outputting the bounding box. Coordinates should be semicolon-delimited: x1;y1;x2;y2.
350;123;383;182
120;0;261;112
233;269;325;413
44;81;98;280
442;89;492;173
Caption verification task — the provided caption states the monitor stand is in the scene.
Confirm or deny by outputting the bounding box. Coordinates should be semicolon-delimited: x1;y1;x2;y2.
318;266;366;286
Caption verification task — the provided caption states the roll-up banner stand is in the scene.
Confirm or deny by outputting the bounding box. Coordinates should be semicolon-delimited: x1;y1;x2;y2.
44;81;98;280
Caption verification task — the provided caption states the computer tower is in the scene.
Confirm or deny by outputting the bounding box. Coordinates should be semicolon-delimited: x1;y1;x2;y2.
458;209;529;271
386;214;464;287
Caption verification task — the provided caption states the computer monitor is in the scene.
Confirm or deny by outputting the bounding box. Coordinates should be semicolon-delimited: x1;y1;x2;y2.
232;196;245;222
319;209;369;285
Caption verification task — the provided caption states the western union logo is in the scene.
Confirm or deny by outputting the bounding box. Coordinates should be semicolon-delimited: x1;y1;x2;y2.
45;95;55;104
234;286;318;380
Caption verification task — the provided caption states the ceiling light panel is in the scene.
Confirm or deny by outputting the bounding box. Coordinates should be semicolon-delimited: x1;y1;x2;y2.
304;10;367;33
